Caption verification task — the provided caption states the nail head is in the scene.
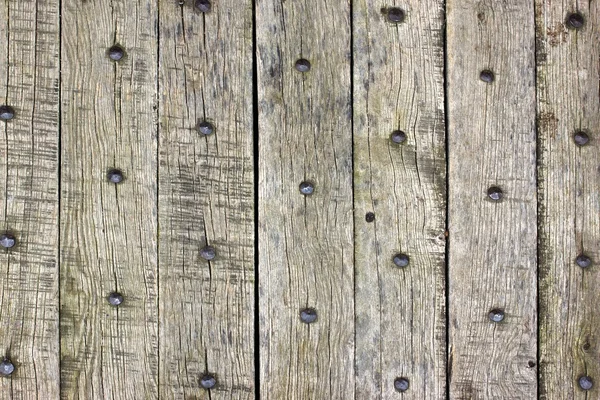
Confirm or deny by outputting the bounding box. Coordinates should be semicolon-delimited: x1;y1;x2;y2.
576;254;592;268
393;253;409;268
299;181;314;195
394;377;409;392
300;308;317;324
200;245;216;261
200;373;217;389
108;45;125;61
108;292;124;306
390;130;407;144
386;8;405;23
365;212;375;223
489;309;505;322
487;186;503;201
480;70;495;83
0;105;15;121
107;169;124;184
566;13;585;29
0;359;14;376
579;376;593;390
197;121;215;136
195;0;211;12
574;131;589;146
295;59;311;72
0;233;16;249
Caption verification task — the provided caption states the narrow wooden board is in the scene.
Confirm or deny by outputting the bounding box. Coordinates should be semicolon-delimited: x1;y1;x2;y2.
59;1;159;398
353;1;447;398
157;1;255;398
256;0;354;398
447;1;538;398
536;2;600;398
0;0;60;398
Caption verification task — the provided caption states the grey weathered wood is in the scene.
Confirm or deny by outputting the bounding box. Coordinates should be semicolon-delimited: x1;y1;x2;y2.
60;1;158;398
0;0;60;398
353;1;447;398
157;1;255;398
536;2;600;398
257;0;354;398
447;1;538;398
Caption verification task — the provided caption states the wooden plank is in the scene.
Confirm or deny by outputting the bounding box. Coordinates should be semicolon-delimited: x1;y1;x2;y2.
353;1;446;398
59;0;158;398
256;0;354;398
447;1;538;398
0;0;60;397
157;1;255;398
536;2;600;398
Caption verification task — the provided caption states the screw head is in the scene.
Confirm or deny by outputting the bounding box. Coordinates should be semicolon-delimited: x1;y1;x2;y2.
108;45;125;61
197;121;215;136
295;59;311;72
566;12;585;29
299;181;314;195
365;212;375;222
576;254;592;268
489;309;505;322
390;130;407;144
0;359;14;376
394;377;409;392
195;0;211;12
0;233;16;249
579;376;593;390
200;245;216;261
107;169;124;184
393;253;409;268
487;186;503;201
574;131;589;146
0;105;15;121
386;8;405;23
200;373;217;389
108;292;124;306
300;308;318;324
480;70;495;83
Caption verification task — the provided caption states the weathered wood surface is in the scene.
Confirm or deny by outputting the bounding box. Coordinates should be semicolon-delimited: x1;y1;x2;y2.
537;2;600;399
447;0;538;398
157;0;255;398
60;0;158;398
257;0;354;398
0;0;60;398
353;1;447;398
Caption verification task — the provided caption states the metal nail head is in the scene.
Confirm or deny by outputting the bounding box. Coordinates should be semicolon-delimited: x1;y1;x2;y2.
300;308;318;324
394;377;409;392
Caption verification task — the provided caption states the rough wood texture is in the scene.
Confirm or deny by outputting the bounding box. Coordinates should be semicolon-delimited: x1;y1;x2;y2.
157;1;255;398
353;1;446;398
536;2;600;398
447;1;538;398
60;1;158;398
0;0;60;398
257;0;354;398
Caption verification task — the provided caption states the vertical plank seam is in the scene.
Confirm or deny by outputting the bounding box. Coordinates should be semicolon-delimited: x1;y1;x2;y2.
156;0;161;396
443;1;451;398
349;0;356;398
57;0;63;396
252;0;260;398
533;1;540;398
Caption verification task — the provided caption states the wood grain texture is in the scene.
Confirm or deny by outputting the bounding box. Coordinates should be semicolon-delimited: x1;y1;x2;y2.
536;1;600;398
257;0;354;398
60;0;158;398
157;1;255;398
0;0;60;398
353;1;446;398
447;1;538;398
